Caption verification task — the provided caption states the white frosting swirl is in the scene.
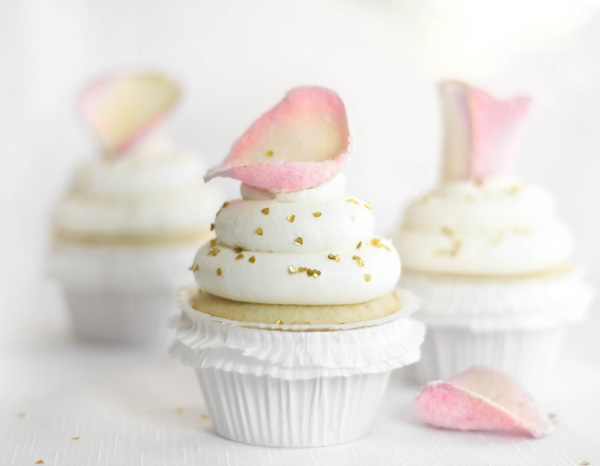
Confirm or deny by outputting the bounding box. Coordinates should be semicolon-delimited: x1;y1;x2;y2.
193;175;401;305
394;176;573;276
53;135;221;240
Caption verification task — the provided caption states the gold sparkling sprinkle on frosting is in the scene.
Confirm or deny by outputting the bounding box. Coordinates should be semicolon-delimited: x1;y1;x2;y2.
298;267;307;272
234;247;244;253
346;198;360;205
356;241;362;249
288;265;297;274
189;264;199;272
364;202;371;210
313;211;322;217
328;253;340;262
210;237;218;245
235;253;244;260
261;208;270;215
248;256;256;263
72;436;80;440
216;268;223;276
208;247;221;256
266;150;274;157
36;461;44;464
255;227;264;236
441;227;454;236
210;223;215;231
507;184;521;195
306;268;321;278
364;274;372;282
294;237;303;245
287;214;296;222
370;238;391;251
352;255;365;267
276;319;283;324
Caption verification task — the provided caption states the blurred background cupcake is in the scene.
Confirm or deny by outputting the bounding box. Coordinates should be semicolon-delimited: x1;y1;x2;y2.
48;72;222;343
394;81;592;395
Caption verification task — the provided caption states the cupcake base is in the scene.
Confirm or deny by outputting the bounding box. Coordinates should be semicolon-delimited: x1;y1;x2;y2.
170;284;425;447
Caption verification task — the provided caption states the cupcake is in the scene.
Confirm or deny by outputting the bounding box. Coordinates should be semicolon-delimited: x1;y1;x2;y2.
394;81;591;394
49;72;221;343
170;86;424;447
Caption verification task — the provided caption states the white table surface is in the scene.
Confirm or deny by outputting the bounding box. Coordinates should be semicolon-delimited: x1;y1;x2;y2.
2;284;600;466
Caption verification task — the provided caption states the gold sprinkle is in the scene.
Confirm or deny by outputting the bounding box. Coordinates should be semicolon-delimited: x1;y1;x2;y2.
288;265;297;274
261;208;270;215
346;198;360;205
328;253;340;262
255;227;264;236
287;214;296;223
210;237;218;245
313;211;322;217
298;267;307;272
305;268;322;278
248;256;256;263
294;237;303;245
276;319;283;324
175;407;183;414
210;223;215;231
507;184;521;195
234;247;244;253
307;268;315;277
235;253;244;260
201;414;209;419
364;274;372;282
441;227;454;236
208;247;221;256
72;436;80;440
198;289;203;295
581;462;589;466
370;238;391;251
513;226;530;235
36;462;44;465
216;268;223;276
352;255;365;267
189;264;199;272
17;413;25;418
364;202;371;210
356;241;362;249
549;413;557;419
222;202;229;209
266;150;274;157
313;269;321;278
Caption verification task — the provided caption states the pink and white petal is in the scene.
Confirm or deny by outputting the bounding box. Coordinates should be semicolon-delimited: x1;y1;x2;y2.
80;72;180;156
206;86;351;192
416;366;552;438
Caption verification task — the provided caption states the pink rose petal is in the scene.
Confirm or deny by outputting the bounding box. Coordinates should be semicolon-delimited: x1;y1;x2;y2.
439;81;530;182
80;72;181;156
205;86;351;192
416;366;552;438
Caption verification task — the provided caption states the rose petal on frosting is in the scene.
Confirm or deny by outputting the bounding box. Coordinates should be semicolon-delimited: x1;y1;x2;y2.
439;81;530;182
205;86;351;192
415;366;552;438
80;72;181;156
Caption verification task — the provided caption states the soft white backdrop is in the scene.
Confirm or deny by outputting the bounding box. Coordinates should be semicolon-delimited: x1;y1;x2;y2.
1;1;600;464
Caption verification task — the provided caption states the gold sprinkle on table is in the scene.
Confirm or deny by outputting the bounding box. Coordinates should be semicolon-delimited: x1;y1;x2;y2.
328;253;340;262
255;227;264;236
441;227;454;236
201;414;209;419
266;150;274;157
298;267;307;272
294;237;303;245
357;241;362;249
216;268;223;276
210;223;215;231
352;255;365;267
307;269;321;278
208;247;221;256
313;211;322;217
72;436;80;440
289;265;297;274
276;319;283;324
234;247;244;253
287;214;296;223
313;270;321;277
581;462;589;465
235;253;244;260
364;202;371;210
261;208;270;215
346;198;360;205
248;256;256;263
189;264;199;272
364;274;372;282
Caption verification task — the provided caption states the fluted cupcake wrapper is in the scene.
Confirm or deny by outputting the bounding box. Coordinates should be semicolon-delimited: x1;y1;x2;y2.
170;284;425;447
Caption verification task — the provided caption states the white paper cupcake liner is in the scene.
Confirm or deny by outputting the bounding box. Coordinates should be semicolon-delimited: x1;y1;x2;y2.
48;240;202;342
170;284;425;447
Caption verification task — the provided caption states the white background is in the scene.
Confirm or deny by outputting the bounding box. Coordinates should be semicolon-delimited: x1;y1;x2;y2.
1;1;600;464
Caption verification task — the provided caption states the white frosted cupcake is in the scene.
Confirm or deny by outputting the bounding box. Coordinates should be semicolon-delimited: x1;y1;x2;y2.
394;81;591;394
48;73;221;343
170;86;424;447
